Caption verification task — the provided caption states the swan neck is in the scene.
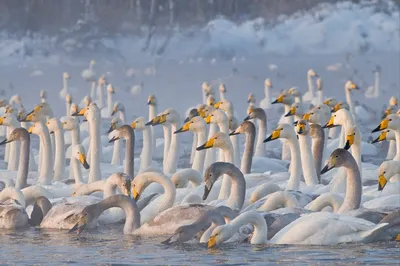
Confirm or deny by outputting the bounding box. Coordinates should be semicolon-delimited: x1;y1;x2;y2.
162;124;171;172
16;137;30;189
241;126;255;174
53;128;65;181
139;127;152;172
88;111;102;183
338;157;362;213
255;115;266;157
165;122;180;174
285;136;301;191
38;121;53;185
125;131;135;177
298;134;318;185
192;129;206;173
219;164;245;211
394;130;400;161
230;212;267;244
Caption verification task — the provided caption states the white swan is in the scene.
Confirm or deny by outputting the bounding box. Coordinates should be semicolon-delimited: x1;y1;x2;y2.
107;117;123;165
344;80;360;117
81;60;96;82
259;78;273;110
109;125;134;177
244;107;267;157
59;72;71;99
0;112;20;171
131;117;153;173
372;114;400;161
371;130;396;160
46;118;65;181
377;160;400;193
147;94;158;155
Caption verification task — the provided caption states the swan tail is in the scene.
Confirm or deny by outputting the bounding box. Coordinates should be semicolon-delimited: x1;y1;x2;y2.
339;223;389;243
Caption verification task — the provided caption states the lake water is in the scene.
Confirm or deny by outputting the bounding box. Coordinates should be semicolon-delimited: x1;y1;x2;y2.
1;226;399;265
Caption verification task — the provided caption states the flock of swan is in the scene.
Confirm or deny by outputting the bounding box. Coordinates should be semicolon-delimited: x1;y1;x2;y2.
0;61;399;249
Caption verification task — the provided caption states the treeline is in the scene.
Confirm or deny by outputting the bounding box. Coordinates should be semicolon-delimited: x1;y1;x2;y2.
0;0;397;35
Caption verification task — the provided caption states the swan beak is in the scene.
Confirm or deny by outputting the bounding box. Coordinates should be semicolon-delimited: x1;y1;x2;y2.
323;116;336;129
229;130;239;136
302;113;311;121
25;112;35;122
350;83;359;90
174;121;191;134
73;108;87;116
208;235;217;248
272;94;284;104
204;115;212;124
130;121;137;129
296;123;305;135
331;103;341;112
79;154;90;169
378;174;387;191
133;186;140;200
264;129;280;143
321;157;336;175
72;192;77;197
243;115;251;121
0;138;11;145
162;234;179;244
203;183;213;200
197;137;215;151
69;214;88;235
109;136;119;143
0;117;3;125
111;108;117;116
148;114;167;126
285;107;296;117
107;123;116;134
28;126;34;134
323;99;331;105
371;119;389;133
344;134;354;150
371;131;387;143
382;108;391;119
214;101;222;109
198;108;207;118
395;234;400;241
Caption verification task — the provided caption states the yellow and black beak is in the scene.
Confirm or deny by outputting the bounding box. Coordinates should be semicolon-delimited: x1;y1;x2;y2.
371;131;388;144
323;116;337;129
109;135;120;143
146;114;166;126
130;121;137;129
229;129;239;136
344;134;354;150
174;121;191;134
331;103;342;112
264;129;280;143
107;123;116;134
28;126;34;134
197;137;215;151
111;108;117;116
296;123;305;135
132;185;140;200
204;114;212;124
271;94;284;104
378;174;387;191
302;113;311;121
372;119;389;133
198;108;206;118
214;101;222;109
321;157;336;175
323;99;331;105
208;235;217;248
0;117;3;125
69;214;88;235
382;108;392;119
0;138;12;145
285;106;296;117
79;153;90;169
349;82;359;90
72;107;87;117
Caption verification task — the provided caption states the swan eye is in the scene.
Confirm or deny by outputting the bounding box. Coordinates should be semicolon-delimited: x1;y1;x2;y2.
335;155;339;158
209;173;212;177
311;113;314;115
334;115;336;117
389;119;392;121
383;171;386;174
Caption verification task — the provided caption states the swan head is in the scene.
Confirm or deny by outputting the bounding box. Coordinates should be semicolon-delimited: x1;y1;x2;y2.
248;93;256;104
131;172;165;200
208;224;232;248
203;163;226;200
207;95;216;106
65;94;72;104
372;114;400;133
285;102;303;117
197;132;228;151
332;101;350;112
40;90;47;99
307;69;318;77
175;116;206;134
343;126;359;150
316;78;323;91
25;103;52;122
219;84;227;93
295;119;309;135
371;130;391;144
147;94;157;105
244;107;265;121
98;76;107;85
46;118;62;134
202;82;210;91
69;209;91;234
382;105;396;119
17;107;27;122
204;109;227;125
113;172;132;197
10;94;22;105
0;127;29;145
389;96;398;107
287;87;301;97
72;144;90;170
28;121;47;135
378;161;400;191
146;108;179;126
184;108;199;123
63;72;71;80
303;104;331;125
61;116;79;131
264;78;273;88
109;125;133;142
107;84;116;94
345;80;359;91
202;105;216;118
228;116;239;131
0;113;16;126
82;95;92;107
271;91;293;105
321;148;350;175
214;99;233;113
196;105;207;118
324;98;338;108
264;123;295;142
111;101;124;116
230;121;255;136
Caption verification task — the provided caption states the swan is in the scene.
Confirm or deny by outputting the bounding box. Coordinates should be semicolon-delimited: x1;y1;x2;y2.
295;119;319;186
96;76;106;109
344;80;360;117
46;118;65;181
81;60;96;82
109;125;134;177
230;121;255;174
309;124;325;183
219;84;227;100
271;91;294;160
0;112;20;171
302;69;318;102
146;109;180;174
372;114;400;161
259;78;273;110
73;103;102;182
65;94;72;117
244;107;266;157
208;210;267;247
59;72;71;99
174;116;206;173
184;108;200;165
147;94;158;155
172;168;202;188
264;123;301;190
111;101;126;123
41;173;132;230
377;160;400;192
107;117;123;165
131;117;153;173
284;102;305;122
0;198;29;229
105;84;116;117
323;97;340;139
62;116;83;179
162;206;237;244
371;130;396;160
69;144;90;187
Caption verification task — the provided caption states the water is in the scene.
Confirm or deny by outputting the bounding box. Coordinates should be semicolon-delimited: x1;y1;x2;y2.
1;226;399;265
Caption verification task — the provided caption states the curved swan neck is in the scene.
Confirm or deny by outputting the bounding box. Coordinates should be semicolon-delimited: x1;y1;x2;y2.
217;164;245;211
345;88;355;116
338;156;362;214
310;125;324;183
298;134;318;186
142;172;176;211
229;211;268;244
258;191;299;211
242;123;255;174
0;187;26;208
307;193;344;213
